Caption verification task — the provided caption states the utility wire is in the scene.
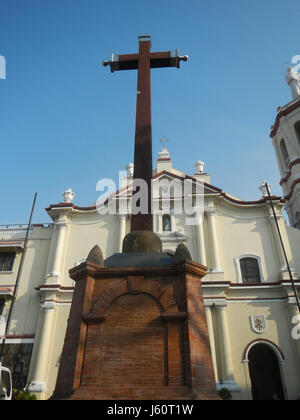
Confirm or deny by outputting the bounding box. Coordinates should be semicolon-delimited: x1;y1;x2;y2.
265;183;300;314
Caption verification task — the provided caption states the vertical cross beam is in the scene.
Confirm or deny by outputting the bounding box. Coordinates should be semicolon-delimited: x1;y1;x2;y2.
132;37;153;231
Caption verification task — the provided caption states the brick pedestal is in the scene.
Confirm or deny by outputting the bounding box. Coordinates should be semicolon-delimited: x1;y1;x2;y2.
52;259;219;400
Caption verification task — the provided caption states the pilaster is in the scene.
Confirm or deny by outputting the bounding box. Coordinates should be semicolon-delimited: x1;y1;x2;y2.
45;217;69;284
205;208;224;279
215;303;240;392
194;213;207;266
29;302;56;394
204;304;219;384
267;209;296;279
118;214;127;253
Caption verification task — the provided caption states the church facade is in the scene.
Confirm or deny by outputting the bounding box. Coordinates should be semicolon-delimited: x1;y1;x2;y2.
1;71;300;400
1;145;300;400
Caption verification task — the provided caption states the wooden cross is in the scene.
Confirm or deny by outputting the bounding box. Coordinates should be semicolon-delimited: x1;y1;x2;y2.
103;36;187;232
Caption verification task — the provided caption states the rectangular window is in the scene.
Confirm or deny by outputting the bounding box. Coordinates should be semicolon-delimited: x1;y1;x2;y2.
0;253;16;272
240;258;261;283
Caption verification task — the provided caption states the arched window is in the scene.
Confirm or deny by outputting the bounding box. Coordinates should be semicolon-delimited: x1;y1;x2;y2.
240;257;262;283
280;139;289;166
294;121;300;147
162;214;172;232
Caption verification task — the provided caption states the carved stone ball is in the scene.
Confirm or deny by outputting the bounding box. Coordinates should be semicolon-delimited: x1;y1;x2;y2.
122;231;162;253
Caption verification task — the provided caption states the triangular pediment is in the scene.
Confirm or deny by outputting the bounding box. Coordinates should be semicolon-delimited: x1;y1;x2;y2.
153;170;222;196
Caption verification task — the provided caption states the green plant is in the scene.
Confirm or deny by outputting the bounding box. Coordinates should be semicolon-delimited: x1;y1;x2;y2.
218;388;232;400
12;389;37;400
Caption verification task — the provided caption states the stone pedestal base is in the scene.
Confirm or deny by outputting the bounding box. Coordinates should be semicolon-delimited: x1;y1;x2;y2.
52;257;219;401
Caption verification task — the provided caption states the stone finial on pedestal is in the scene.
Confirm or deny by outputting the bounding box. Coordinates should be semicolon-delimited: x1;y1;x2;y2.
259;182;272;197
126;163;134;178
286;66;300;100
194;161;205;174
62;188;76;203
175;243;192;261
87;245;104;266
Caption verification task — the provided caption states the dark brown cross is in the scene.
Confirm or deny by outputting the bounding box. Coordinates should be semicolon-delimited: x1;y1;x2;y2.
103;36;187;232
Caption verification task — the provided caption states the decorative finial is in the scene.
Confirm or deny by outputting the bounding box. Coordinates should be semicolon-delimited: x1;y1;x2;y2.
285;66;300;100
194;161;205;174
62;188;76;203
87;245;104;266
160;138;168;150
175;243;192;261
179;55;188;62
158;138;170;161
126;163;134;177
259;181;272;197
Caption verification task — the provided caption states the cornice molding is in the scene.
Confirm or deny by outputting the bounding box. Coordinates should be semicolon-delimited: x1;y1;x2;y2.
270;98;300;138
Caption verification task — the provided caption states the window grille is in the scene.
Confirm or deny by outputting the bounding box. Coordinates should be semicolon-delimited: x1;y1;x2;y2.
0;253;15;272
240;258;261;283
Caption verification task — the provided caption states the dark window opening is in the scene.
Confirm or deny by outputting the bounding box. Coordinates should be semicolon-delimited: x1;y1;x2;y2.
0;253;16;272
240;258;261;283
294;212;300;230
0;299;4;316
1;343;34;391
280;139;289;166
295;121;300;147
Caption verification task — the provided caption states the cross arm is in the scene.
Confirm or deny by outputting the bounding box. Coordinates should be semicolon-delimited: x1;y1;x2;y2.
150;51;188;69
103;51;188;72
102;53;139;72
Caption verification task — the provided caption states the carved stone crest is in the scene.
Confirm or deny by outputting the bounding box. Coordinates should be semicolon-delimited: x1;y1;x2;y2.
250;315;267;334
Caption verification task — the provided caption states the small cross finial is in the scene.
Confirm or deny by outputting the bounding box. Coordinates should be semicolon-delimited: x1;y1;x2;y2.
160;138;168;150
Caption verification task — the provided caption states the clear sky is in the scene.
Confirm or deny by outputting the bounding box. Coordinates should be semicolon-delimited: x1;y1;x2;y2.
1;0;300;224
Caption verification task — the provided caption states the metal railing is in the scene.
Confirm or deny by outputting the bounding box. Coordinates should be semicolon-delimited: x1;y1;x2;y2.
0;224;53;234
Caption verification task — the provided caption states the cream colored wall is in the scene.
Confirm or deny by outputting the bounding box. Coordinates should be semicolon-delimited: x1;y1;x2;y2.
47;305;70;394
203;285;300;400
170;213;197;258
27;213;128;399
214;203;281;283
226;300;300;400
0;226;52;336
287;225;300;274
65;212;121;269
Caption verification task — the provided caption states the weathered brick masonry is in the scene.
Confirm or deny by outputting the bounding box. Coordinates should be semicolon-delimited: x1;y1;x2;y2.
52;259;219;400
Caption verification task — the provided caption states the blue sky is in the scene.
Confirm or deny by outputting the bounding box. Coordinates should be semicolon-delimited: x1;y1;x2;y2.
0;0;300;224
